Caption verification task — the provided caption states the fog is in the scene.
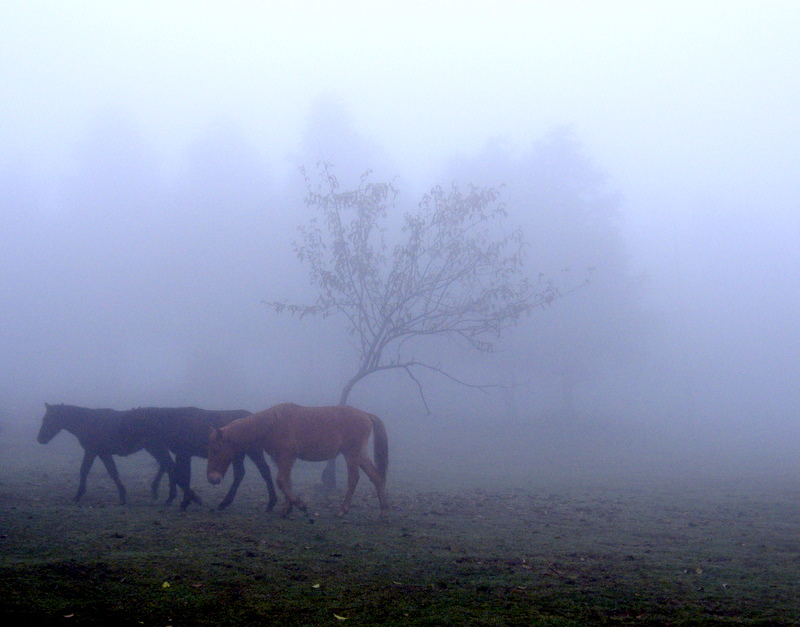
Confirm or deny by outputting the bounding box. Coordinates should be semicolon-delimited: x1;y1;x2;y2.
2;3;798;485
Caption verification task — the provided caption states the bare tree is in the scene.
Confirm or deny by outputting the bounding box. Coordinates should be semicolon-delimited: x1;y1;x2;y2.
267;162;559;411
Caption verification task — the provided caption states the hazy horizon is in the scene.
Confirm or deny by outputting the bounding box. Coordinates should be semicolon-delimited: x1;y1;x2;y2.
2;2;799;481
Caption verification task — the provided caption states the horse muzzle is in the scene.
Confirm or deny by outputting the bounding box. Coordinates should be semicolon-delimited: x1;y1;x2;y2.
207;472;223;485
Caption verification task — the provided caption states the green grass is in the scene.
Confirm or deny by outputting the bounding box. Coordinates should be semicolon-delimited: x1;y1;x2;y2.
1;432;799;625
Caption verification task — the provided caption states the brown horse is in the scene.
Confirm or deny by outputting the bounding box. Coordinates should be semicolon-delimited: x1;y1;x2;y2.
207;403;388;518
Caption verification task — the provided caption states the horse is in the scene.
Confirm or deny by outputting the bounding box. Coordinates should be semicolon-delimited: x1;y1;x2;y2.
37;403;176;505
123;406;278;511
207;403;388;518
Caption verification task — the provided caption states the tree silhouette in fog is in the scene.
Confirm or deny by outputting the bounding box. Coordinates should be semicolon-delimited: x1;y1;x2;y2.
267;162;559;411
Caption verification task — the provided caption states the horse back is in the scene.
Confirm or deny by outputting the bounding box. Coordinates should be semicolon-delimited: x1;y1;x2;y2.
242;403;375;462
128;407;252;456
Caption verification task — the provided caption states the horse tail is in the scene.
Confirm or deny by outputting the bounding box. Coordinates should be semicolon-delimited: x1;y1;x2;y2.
369;414;389;483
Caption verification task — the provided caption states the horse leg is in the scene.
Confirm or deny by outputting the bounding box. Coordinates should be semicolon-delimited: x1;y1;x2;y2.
248;451;277;511
150;466;165;500
147;446;175;501
218;455;245;510
161;457;178;505
165;464;179;505
74;451;96;502
98;453;127;505
338;455;361;516
161;451;182;506
321;458;337;492
163;456;179;505
275;457;304;518
176;455;203;511
358;455;389;516
166;465;178;503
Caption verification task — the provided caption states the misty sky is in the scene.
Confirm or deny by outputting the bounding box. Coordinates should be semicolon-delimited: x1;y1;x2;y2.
3;3;797;197
2;2;799;473
3;3;798;290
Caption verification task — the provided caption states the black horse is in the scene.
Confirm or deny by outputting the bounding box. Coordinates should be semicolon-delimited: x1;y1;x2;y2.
37;403;176;505
123;406;278;511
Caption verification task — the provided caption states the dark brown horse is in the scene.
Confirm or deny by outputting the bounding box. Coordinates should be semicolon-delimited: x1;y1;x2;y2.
37;403;176;505
123;407;278;511
38;404;278;511
207;403;388;518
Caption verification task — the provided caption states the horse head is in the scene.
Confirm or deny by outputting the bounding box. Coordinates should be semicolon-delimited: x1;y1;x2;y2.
37;403;63;444
207;427;236;485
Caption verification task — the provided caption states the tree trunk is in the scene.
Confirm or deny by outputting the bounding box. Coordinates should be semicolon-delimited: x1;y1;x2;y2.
323;372;362;491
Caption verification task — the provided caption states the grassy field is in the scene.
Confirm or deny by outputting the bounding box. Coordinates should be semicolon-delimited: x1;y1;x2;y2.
1;424;799;626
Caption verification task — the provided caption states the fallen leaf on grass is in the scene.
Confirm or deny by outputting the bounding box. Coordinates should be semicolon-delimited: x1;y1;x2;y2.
162;582;170;589
333;614;348;620
311;583;321;588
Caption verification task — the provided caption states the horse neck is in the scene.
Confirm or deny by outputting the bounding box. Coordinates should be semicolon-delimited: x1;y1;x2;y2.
226;413;265;448
58;406;110;439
